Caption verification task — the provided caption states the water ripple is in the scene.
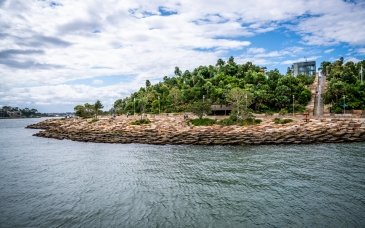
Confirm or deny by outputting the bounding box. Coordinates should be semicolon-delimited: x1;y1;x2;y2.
0;119;364;227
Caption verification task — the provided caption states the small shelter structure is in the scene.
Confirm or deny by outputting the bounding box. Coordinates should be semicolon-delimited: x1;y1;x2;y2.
210;105;232;116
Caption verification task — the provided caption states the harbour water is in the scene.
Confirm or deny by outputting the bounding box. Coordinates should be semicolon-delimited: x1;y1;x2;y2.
0;118;364;227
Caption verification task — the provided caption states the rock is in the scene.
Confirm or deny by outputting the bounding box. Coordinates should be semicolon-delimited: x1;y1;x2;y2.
26;116;365;145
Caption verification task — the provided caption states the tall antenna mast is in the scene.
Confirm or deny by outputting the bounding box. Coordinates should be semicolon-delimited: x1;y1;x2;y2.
361;65;363;85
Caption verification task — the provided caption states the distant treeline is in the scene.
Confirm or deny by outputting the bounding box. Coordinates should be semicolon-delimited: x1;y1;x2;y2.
0;106;42;118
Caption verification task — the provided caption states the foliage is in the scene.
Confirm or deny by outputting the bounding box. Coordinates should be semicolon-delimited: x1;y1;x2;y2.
88;118;98;124
218;115;261;126
189;101;211;119
94;100;104;119
114;57;318;115
241;117;262;126
130;118;151;125
0;106;41;118
226;87;253;118
74;100;104;118
297;75;315;85
273;118;293;124
322;59;365;112
218;117;237;126
189;118;216;126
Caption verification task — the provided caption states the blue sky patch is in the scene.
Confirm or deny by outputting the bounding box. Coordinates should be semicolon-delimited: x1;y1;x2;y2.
66;75;135;87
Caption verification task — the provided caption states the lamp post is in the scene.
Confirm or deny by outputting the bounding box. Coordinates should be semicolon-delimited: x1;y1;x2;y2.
202;95;205;117
292;95;295;117
133;98;136;115
158;96;161;114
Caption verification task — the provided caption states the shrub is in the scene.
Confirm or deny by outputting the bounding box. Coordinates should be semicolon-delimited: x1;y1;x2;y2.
273;118;293;124
279;108;288;115
218;118;236;126
218;116;262;126
241;117;262;126
131;118;151;125
88;118;98;124
190;118;216;126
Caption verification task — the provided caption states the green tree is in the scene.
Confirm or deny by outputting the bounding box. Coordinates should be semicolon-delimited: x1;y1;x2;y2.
94;100;104;119
112;57;320;115
84;103;95;117
174;67;182;76
227;87;253;118
189;101;211;119
74;105;86;118
145;80;151;88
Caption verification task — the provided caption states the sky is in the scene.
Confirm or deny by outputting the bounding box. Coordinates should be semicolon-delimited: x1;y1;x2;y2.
0;0;365;113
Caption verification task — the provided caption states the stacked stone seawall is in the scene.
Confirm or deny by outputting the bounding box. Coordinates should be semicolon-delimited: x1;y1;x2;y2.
26;116;365;145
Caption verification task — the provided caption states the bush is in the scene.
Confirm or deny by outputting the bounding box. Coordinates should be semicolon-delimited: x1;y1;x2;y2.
131;118;151;125
241;117;262;126
88;118;98;124
218;116;262;126
218;118;237;126
190;118;216;126
273;118;293;124
279;108;288;115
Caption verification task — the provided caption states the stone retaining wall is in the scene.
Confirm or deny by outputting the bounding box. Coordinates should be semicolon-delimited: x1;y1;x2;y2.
26;117;365;145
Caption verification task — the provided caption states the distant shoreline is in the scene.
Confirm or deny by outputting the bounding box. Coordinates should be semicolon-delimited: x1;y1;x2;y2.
0;117;42;119
26;114;365;145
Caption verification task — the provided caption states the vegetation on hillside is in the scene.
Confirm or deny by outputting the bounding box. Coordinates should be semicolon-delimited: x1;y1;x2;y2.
113;57;313;116
321;58;365;113
72;57;365;123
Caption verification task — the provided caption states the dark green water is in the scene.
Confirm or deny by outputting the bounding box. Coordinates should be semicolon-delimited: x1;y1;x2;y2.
0;118;364;227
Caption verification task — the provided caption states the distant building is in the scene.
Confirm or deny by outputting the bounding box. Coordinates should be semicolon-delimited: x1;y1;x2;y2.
291;61;316;77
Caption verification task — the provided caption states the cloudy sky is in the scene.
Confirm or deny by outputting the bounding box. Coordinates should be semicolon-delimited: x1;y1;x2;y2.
1;0;364;112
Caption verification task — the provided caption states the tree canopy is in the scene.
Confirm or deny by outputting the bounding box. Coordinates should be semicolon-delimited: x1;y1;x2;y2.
74;100;104;118
0;106;41;118
114;57;314;115
322;59;365;113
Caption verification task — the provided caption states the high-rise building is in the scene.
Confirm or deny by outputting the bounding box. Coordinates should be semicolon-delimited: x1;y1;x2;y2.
291;61;316;76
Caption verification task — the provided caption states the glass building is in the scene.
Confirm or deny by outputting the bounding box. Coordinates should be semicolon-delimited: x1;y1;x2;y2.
292;61;316;76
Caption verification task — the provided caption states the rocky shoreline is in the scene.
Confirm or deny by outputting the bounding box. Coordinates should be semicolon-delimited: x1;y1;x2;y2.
26;115;365;145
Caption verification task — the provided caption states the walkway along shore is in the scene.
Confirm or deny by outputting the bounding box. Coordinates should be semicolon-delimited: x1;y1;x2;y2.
26;115;365;145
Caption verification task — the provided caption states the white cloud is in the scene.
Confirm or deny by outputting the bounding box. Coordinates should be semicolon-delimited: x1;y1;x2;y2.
281;56;320;65
345;57;361;63
247;48;266;54
358;48;365;55
239;46;307;66
295;1;365;46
